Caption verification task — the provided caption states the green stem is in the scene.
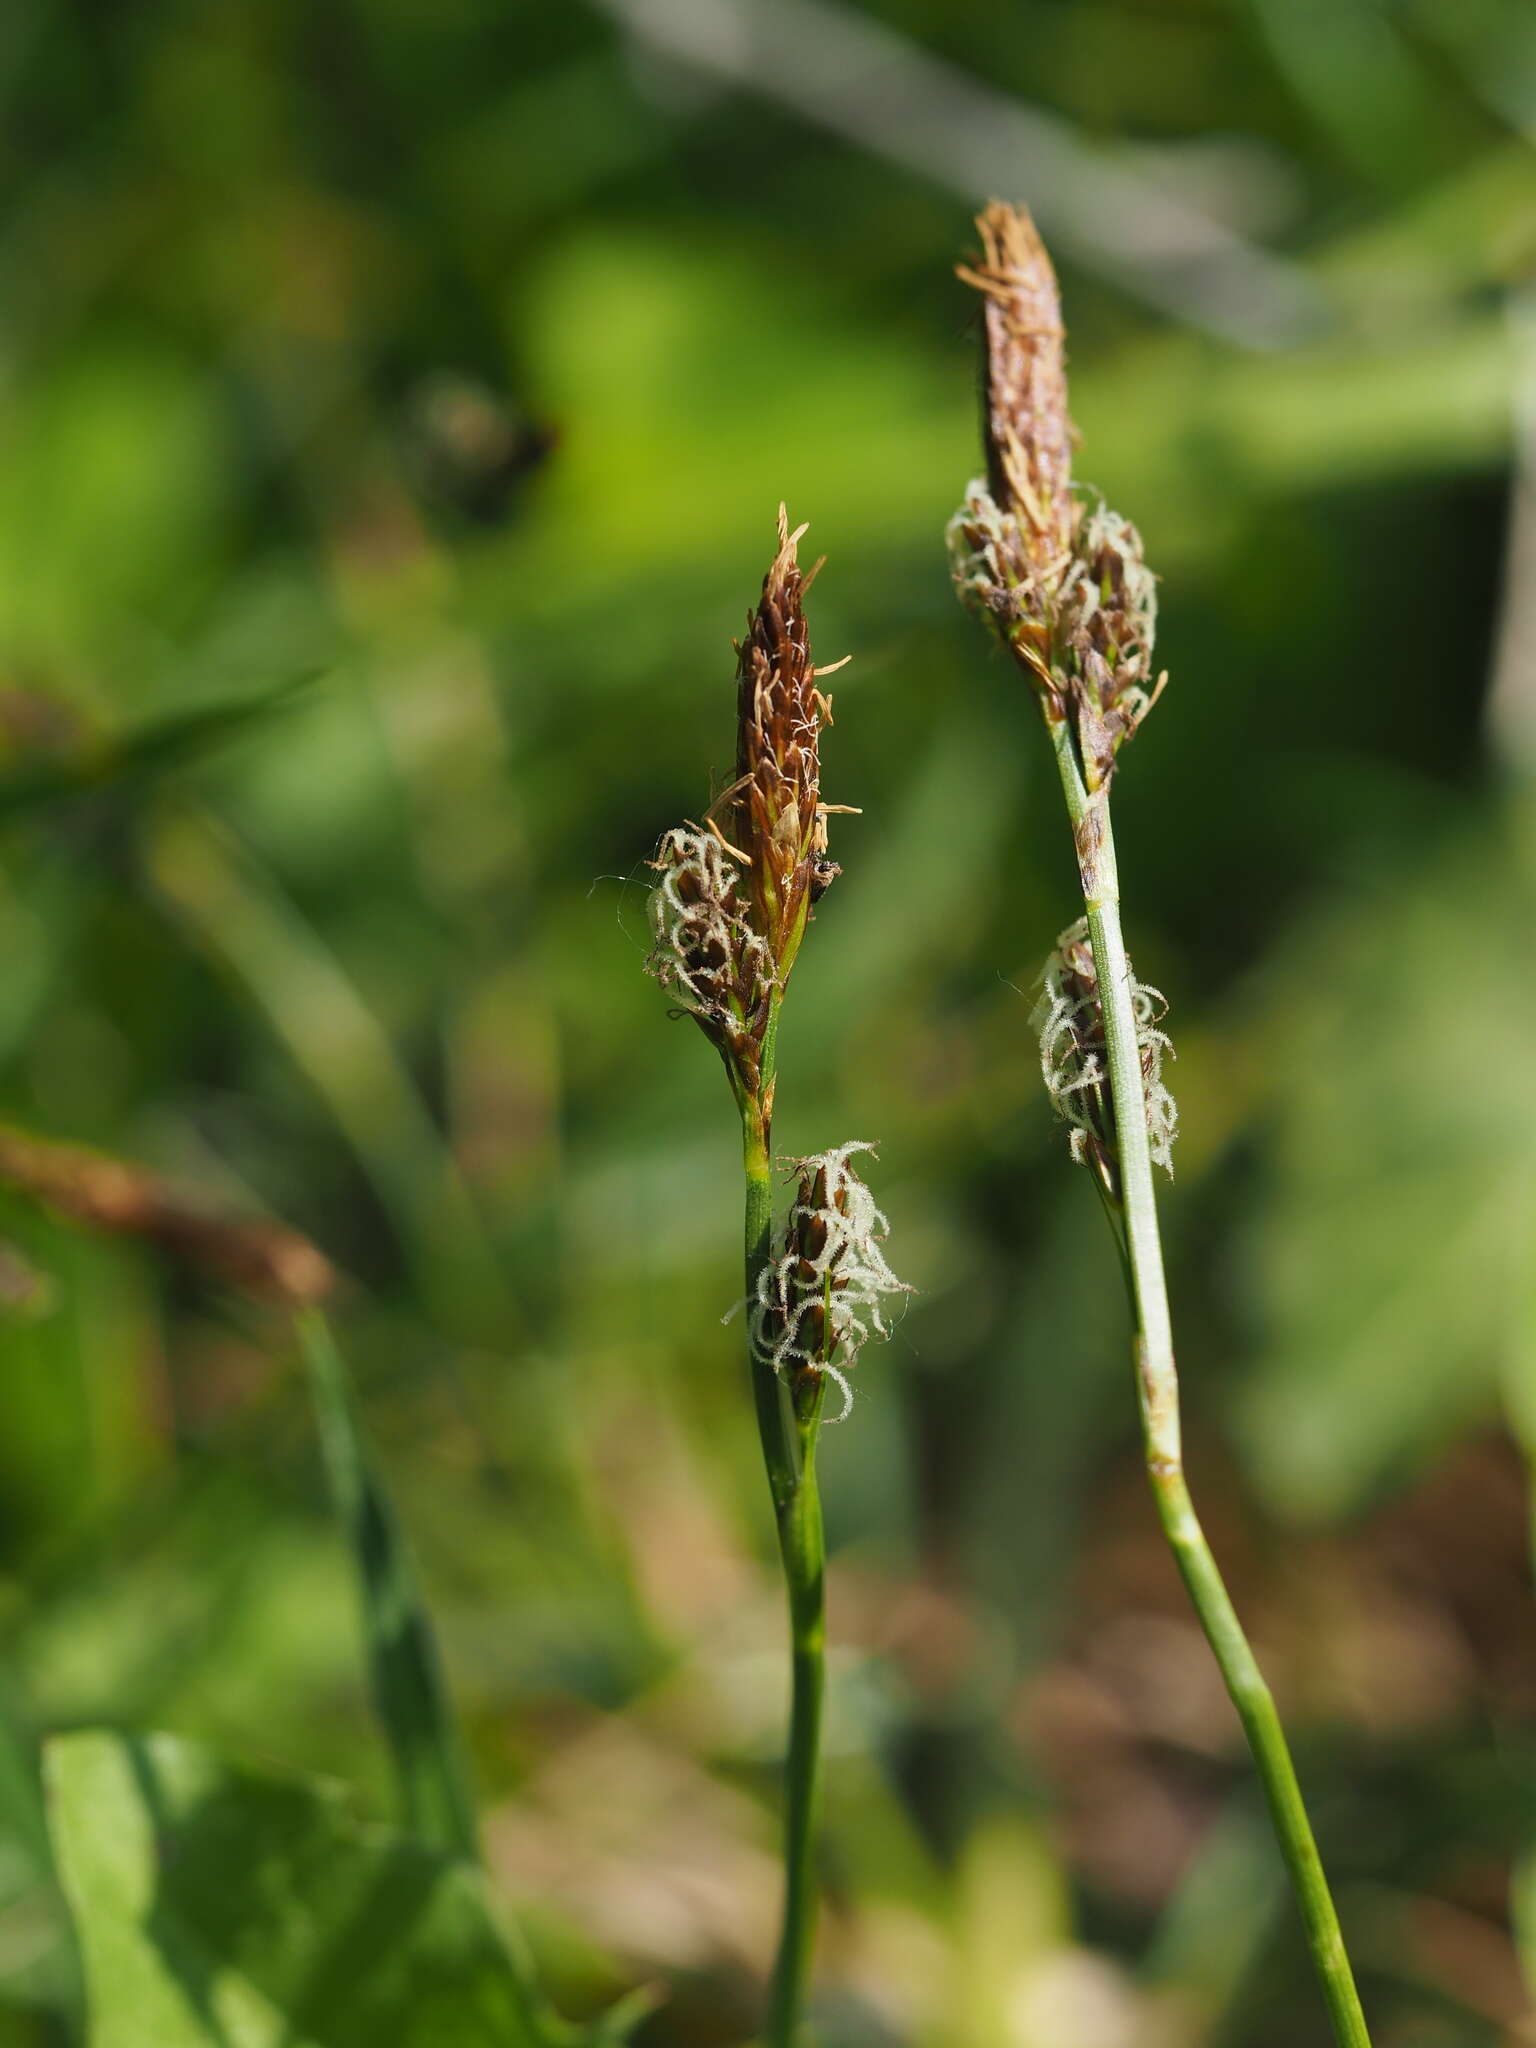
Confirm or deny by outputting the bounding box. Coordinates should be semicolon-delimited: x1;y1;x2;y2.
767;1383;826;2048
742;1005;828;2048
1047;718;1371;2048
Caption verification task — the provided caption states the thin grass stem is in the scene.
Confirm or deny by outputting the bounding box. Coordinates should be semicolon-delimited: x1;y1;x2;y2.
296;1304;481;1867
1047;723;1371;2047
766;1377;826;2048
741;1011;829;2048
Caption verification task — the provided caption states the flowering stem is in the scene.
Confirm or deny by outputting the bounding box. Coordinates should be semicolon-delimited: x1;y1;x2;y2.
1046;717;1371;2047
767;1382;826;2048
741;1007;829;2048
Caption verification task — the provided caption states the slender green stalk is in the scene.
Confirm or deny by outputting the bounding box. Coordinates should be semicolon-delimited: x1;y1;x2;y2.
1047;720;1370;2047
742;1014;801;1525
742;1013;829;2048
644;512;884;2045
768;1379;826;2048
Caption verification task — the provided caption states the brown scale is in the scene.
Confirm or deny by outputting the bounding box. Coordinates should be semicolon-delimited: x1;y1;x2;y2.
956;202;1081;687
732;508;824;966
1059;509;1165;790
956;206;1166;780
712;508;855;997
647;510;856;1102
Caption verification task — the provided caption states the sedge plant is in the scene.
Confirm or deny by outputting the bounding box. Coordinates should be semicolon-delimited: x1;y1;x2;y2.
949;204;1372;2046
643;511;906;2047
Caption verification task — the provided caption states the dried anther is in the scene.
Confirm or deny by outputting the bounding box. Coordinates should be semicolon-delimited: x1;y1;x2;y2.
950;202;1166;786
748;1142;909;1422
1035;919;1177;1179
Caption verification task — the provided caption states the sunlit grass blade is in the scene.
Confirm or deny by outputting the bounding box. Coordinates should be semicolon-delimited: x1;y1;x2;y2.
296;1308;653;2044
297;1306;479;1866
44;1727;555;2048
149;802;510;1341
574;1986;660;2044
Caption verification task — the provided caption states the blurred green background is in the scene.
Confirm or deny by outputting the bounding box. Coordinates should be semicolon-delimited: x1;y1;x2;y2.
1;0;1535;2041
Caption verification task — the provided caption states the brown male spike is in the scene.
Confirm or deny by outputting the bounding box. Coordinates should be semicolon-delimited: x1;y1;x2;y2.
729;505;834;986
950;202;1164;786
958;202;1078;591
648;507;852;1106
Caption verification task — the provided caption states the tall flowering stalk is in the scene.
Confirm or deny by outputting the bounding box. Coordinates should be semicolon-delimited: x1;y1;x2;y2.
951;204;1371;2047
645;511;903;2046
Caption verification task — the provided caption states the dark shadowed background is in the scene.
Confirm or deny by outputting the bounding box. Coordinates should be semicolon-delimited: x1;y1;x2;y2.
1;1;1535;2042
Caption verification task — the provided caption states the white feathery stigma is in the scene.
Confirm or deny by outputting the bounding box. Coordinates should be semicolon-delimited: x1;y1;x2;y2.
747;1141;909;1422
1035;918;1178;1175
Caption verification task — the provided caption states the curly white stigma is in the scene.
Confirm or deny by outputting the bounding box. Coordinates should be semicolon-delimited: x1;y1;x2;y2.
748;1141;909;1422
945;479;1046;630
1035;919;1177;1176
644;825;773;1025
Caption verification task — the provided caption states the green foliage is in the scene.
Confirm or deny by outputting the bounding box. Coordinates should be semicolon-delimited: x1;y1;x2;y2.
300;1307;483;1866
0;0;1529;2038
1238;812;1536;1520
0;1687;80;2024
45;1730;599;2048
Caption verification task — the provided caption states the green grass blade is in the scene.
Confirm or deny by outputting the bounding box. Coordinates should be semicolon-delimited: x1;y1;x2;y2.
297;1306;480;1867
44;1728;553;2047
149;802;510;1343
297;1310;652;2045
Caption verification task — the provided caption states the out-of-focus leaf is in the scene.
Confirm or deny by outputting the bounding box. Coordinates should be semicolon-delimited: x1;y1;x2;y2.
299;1315;652;2045
0;346;231;666
298;1307;479;1865
1141;1800;1281;2022
147;802;511;1343
44;1730;649;2048
1250;0;1450;190
0;682;316;820
572;1987;658;2045
1234;811;1536;1519
950;1816;1071;2045
45;1729;554;2047
0;1685;78;2018
1512;1842;1536;2013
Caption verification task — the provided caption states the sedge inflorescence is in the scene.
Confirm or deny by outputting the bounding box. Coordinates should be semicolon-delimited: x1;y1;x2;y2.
645;825;775;1089
644;508;850;1103
748;1142;909;1422
947;203;1166;794
1036;919;1178;1180
732;508;844;979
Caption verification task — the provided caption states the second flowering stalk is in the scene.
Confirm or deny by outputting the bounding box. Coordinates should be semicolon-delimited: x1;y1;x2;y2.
951;204;1370;2047
644;511;903;2046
